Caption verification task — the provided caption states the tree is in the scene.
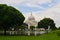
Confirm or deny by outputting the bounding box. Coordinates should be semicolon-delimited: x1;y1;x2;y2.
38;18;56;30
58;27;60;30
30;26;35;30
0;4;25;35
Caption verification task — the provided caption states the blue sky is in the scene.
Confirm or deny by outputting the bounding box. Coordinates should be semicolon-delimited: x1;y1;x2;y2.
0;0;60;27
17;0;58;13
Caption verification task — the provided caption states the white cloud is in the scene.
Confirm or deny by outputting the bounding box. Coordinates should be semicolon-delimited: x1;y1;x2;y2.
0;0;51;4
24;3;38;7
0;0;52;7
21;0;52;8
24;0;60;28
0;0;25;5
26;0;51;4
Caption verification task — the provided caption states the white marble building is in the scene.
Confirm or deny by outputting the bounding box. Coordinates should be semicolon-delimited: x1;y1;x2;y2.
25;13;38;30
24;13;49;36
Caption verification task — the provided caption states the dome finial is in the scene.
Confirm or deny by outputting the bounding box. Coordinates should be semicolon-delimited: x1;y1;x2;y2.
31;12;32;16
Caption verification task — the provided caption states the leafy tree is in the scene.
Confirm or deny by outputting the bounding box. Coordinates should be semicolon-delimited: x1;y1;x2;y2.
19;23;28;30
23;23;28;29
58;27;60;30
30;26;35;30
0;4;25;35
20;25;25;30
38;18;56;30
58;27;60;29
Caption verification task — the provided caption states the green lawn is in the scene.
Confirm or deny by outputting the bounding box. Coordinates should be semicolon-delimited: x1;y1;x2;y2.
0;31;60;40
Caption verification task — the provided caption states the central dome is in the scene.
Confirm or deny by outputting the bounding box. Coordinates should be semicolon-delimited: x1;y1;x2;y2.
25;13;37;27
28;13;35;21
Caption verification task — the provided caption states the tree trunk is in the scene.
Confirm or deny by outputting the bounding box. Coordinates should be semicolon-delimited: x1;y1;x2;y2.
4;29;7;35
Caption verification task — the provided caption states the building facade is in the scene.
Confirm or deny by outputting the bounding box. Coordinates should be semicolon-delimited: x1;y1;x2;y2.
25;13;38;30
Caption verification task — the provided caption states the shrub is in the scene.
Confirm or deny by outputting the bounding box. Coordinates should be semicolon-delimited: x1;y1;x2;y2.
56;30;60;36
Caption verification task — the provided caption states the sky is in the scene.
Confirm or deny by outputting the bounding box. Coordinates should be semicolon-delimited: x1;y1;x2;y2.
0;0;60;28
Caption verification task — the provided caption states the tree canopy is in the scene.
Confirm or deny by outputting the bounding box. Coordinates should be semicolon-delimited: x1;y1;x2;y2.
38;18;56;30
0;4;25;35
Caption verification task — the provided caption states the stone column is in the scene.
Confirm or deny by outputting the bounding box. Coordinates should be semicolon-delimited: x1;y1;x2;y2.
34;25;37;36
48;26;50;30
28;31;30;36
28;24;30;30
27;24;30;36
10;31;12;35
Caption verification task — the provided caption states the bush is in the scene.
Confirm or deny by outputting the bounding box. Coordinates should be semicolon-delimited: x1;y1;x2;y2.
56;30;60;36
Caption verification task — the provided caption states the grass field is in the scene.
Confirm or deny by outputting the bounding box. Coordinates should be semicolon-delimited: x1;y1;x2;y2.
0;31;60;40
